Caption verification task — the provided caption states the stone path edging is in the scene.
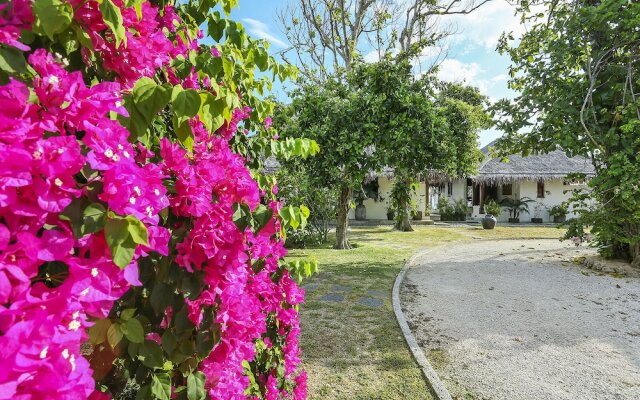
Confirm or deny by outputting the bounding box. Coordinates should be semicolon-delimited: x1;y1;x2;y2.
392;249;453;400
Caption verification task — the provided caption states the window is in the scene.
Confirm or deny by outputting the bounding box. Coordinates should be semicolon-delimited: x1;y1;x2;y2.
447;182;453;196
537;181;545;198
502;184;512;196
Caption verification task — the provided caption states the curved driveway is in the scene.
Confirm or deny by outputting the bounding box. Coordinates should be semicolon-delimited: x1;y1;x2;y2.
401;239;640;400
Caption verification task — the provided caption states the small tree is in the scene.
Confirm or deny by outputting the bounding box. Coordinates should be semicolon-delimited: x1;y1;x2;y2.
279;78;385;248
351;58;488;231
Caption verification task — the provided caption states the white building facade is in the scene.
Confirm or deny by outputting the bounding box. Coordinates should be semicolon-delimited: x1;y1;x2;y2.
349;148;595;223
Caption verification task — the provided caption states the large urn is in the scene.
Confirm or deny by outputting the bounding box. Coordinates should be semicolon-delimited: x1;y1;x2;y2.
482;214;497;230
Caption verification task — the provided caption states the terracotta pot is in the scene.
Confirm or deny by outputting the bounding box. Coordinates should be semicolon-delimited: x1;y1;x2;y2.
412;211;423;221
355;204;366;221
508;217;520;223
531;218;543;223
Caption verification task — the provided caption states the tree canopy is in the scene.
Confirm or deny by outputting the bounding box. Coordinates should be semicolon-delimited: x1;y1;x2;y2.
495;0;640;266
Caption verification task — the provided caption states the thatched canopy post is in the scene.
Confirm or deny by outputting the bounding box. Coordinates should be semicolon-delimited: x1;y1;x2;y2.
479;183;485;214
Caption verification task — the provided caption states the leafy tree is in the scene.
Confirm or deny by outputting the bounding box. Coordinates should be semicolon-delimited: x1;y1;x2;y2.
495;0;640;267
278;77;384;249
278;57;486;244
351;58;487;231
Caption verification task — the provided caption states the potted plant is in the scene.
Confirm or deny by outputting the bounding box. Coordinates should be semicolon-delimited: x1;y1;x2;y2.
484;198;502;216
482;199;501;230
549;204;568;223
531;201;547;223
500;196;534;223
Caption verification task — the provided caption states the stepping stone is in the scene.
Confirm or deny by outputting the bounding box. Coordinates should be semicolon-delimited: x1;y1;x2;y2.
303;283;319;292
331;285;352;293
367;289;386;298
357;297;383;308
320;293;345;303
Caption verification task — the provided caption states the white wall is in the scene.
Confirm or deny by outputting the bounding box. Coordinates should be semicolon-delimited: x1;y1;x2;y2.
348;177;590;222
465;179;589;222
348;177;429;220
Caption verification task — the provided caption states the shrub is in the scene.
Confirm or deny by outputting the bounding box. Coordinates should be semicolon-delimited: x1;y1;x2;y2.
484;199;502;216
0;1;310;399
549;204;569;217
438;197;467;221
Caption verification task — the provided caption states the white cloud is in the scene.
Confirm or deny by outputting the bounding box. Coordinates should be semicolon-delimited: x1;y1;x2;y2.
441;1;525;50
437;59;487;92
490;74;509;82
242;18;288;48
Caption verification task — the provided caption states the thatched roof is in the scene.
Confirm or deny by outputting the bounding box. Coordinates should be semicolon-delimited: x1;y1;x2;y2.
375;167;453;184
475;142;596;184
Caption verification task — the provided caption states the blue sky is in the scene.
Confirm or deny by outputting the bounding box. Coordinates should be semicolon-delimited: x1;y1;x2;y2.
230;0;522;146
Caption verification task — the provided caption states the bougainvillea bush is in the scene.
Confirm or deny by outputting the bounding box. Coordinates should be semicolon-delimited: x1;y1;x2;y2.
0;0;316;398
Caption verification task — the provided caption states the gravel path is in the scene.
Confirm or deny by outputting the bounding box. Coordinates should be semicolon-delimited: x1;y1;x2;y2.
401;239;640;400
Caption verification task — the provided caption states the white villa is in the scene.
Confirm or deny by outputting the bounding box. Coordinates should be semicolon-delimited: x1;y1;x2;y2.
349;145;596;223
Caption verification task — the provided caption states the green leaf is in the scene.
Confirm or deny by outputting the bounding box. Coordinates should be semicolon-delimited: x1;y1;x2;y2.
173;116;194;151
105;217;130;246
232;203;251;231
252;205;273;233
222;57;235;82
222;0;238;16
83;203;107;235
207;12;225;42
120;308;136;320
187;372;206;400
123;318;145;343
255;48;269;72
125;215;149;245
33;0;73;39
88;319;111;345
151;373;172;400
100;0;126;48
139;340;165;369
130;77;171;134
198;93;226;133
172;88;202;120
0;46;27;74
60;197;90;238
110;238;136;269
107;323;123;349
105;217;137;268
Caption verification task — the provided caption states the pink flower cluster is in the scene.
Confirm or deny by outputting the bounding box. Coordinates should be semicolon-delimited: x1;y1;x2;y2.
0;0;33;50
0;0;307;398
164;119;305;399
0;50;168;398
71;0;180;87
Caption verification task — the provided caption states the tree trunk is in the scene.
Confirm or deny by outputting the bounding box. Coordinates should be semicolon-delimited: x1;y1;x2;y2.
335;186;352;249
396;207;414;232
395;179;414;232
626;222;640;268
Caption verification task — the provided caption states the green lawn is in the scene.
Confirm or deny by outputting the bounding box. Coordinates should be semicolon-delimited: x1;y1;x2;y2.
289;225;564;400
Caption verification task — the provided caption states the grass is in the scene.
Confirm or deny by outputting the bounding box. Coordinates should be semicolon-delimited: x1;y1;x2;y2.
289;225;565;400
